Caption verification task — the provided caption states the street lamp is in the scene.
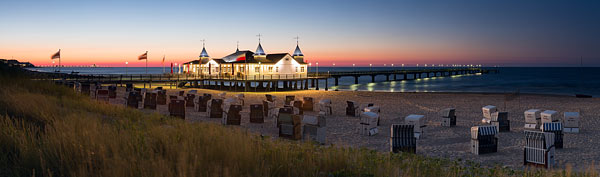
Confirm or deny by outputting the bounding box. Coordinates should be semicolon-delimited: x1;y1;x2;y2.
316;62;319;77
353;63;355;72
125;61;128;75
369;63;372;71
309;63;312;76
331;63;335;73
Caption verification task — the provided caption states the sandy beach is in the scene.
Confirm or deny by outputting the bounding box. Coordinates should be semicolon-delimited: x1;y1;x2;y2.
102;87;599;170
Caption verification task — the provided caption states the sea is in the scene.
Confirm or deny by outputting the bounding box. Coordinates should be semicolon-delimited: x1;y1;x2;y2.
28;67;600;97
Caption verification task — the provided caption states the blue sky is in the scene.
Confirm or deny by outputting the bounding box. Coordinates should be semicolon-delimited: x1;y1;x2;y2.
1;0;599;66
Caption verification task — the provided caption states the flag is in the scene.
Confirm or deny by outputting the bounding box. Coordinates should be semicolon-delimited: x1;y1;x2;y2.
170;63;173;74
138;51;148;60
51;49;60;59
162;55;165;64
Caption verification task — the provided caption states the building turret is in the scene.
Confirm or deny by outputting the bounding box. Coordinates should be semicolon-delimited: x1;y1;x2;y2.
253;35;266;59
292;44;304;62
199;41;210;61
292;36;304;62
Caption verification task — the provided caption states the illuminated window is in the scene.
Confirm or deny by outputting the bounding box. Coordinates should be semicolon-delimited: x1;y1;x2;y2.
301;67;304;72
276;67;279;72
255;67;260;72
268;67;273;72
295;67;298;72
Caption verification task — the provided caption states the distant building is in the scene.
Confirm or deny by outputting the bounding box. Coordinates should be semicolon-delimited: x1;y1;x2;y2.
0;59;34;68
182;41;308;78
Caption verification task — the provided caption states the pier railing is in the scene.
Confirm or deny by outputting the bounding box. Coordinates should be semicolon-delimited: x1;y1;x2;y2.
32;67;495;84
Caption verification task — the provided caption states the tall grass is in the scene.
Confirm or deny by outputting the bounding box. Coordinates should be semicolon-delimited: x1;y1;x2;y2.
0;65;594;176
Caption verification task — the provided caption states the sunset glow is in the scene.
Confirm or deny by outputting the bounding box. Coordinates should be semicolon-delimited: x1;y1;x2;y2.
1;0;599;67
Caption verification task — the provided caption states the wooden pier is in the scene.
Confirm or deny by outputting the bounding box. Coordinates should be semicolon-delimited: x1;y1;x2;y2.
35;68;498;92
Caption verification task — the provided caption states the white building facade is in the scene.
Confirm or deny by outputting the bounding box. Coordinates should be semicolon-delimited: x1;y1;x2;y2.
183;42;308;79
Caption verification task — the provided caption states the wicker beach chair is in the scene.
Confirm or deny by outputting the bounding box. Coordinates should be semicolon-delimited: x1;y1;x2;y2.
346;101;360;117
293;100;304;115
108;85;117;99
208;99;223;118
302;114;326;144
126;92;140;108
96;89;110;103
285;95;295;106
143;92;157;110
156;90;167;105
391;124;417;153
441;108;456;127
471;126;498;155
279;114;301;140
249;104;264;123
301;97;314;111
169;99;186;119
318;99;332;116
185;94;196;108
223;104;242;125
195;94;211;112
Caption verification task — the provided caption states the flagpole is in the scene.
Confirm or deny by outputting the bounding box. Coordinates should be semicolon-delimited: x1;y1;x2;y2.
58;49;61;72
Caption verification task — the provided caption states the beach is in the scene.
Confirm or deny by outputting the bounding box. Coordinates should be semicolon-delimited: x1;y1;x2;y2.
104;87;599;170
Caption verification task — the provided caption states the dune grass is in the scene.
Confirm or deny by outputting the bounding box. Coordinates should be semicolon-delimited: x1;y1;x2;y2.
0;65;597;176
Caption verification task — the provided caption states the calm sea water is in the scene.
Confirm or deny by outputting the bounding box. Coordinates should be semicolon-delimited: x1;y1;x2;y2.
28;67;600;97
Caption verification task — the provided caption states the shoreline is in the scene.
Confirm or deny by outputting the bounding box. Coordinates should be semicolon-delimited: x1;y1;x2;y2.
132;83;588;98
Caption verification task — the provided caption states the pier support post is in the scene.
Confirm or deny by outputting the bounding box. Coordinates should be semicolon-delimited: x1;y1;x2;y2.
325;79;328;91
294;81;298;90
334;77;339;86
403;74;407;80
354;76;359;84
394;74;397;81
386;74;390;81
371;75;375;83
304;79;309;90
316;79;320;90
311;79;315;88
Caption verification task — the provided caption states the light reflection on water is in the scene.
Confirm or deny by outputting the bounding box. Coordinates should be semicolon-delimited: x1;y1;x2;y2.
324;67;600;97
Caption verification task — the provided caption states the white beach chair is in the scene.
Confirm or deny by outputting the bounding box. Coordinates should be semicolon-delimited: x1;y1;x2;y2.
481;105;496;124
563;112;580;133
405;114;425;139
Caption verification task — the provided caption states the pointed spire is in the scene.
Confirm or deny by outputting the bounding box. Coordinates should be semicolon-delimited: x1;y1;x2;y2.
255;43;265;56
254;34;265;56
236;41;239;52
293;36;303;56
293;45;303;56
199;39;209;58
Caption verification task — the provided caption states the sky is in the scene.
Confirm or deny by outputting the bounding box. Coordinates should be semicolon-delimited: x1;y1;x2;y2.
1;0;599;67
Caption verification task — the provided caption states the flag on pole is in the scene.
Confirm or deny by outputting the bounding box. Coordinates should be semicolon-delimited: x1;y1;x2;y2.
138;52;148;60
162;55;165;64
51;49;60;59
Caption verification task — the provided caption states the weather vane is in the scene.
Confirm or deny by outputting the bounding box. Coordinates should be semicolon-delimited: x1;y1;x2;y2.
256;34;262;43
294;35;300;45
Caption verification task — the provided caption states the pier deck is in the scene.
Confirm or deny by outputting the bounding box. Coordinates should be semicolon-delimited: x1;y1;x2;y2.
34;68;498;92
